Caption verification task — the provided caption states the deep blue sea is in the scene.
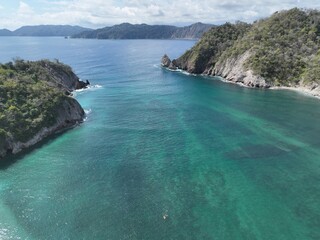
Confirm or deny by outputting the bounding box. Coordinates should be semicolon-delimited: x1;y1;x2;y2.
0;37;319;240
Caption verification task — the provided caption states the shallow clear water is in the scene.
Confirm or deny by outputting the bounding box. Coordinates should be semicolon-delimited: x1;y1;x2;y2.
0;37;319;240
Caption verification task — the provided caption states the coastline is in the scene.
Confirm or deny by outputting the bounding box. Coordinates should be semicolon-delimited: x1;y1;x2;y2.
0;60;90;160
0;98;85;159
210;75;320;100
162;65;320;100
269;86;320;99
219;75;320;99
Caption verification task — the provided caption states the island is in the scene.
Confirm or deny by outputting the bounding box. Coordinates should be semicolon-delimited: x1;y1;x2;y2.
162;8;320;97
0;59;89;158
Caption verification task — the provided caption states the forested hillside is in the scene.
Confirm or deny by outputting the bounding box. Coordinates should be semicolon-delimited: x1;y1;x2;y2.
163;8;320;95
72;23;213;39
0;60;87;158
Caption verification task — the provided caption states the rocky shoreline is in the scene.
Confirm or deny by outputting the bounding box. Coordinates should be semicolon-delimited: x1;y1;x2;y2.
269;86;320;99
161;9;320;100
0;60;90;159
2;98;85;158
161;54;320;99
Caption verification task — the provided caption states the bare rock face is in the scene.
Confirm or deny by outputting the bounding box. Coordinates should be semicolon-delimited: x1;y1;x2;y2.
161;54;171;67
0;60;88;159
161;54;177;70
296;82;320;98
213;51;270;88
76;79;90;89
308;83;320;97
38;60;90;92
162;51;270;88
4;98;84;157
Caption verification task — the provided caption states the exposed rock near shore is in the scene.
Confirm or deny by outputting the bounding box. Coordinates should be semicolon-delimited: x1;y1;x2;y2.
0;59;89;159
38;60;89;91
161;54;177;70
161;8;320;98
2;98;84;157
162;51;320;97
213;51;270;88
161;52;271;88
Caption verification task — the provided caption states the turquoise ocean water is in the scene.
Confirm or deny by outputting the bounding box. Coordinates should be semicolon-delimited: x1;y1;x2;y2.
0;37;319;239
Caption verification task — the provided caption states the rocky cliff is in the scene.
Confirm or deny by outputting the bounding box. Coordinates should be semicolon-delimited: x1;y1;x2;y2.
212;51;269;88
162;8;320;97
1;98;84;157
0;59;89;159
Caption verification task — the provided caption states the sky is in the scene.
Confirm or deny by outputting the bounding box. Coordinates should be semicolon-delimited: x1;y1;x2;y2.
0;0;319;30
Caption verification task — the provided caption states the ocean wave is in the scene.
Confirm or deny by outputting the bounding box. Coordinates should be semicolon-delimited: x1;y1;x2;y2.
75;84;102;92
83;109;92;122
172;68;196;76
73;84;103;97
160;65;197;76
153;64;161;69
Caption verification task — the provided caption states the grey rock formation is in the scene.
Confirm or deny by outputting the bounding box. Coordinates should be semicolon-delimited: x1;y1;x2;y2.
161;55;177;70
213;51;270;88
41;61;89;91
0;61;89;159
3;98;84;157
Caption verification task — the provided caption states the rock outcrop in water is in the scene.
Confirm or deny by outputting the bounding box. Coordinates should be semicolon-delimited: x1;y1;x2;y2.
161;54;177;70
0;59;89;159
162;8;320;97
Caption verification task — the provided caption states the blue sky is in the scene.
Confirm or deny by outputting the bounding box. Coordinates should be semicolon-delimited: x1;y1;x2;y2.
0;0;319;30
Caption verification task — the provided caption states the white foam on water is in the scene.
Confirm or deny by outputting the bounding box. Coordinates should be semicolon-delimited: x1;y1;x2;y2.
83;109;92;122
160;65;197;76
75;84;103;93
73;84;103;97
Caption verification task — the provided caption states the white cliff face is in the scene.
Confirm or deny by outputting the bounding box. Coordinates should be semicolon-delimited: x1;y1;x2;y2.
213;51;320;96
162;51;320;98
299;82;320;98
213;51;269;88
0;98;84;158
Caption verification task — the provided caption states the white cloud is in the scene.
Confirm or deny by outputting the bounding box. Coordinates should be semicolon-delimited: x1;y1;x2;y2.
18;1;34;15
0;0;320;30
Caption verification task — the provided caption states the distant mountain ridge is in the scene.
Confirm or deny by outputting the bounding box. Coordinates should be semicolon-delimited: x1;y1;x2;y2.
0;23;213;39
0;29;13;36
171;22;214;39
0;25;92;36
72;22;214;39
